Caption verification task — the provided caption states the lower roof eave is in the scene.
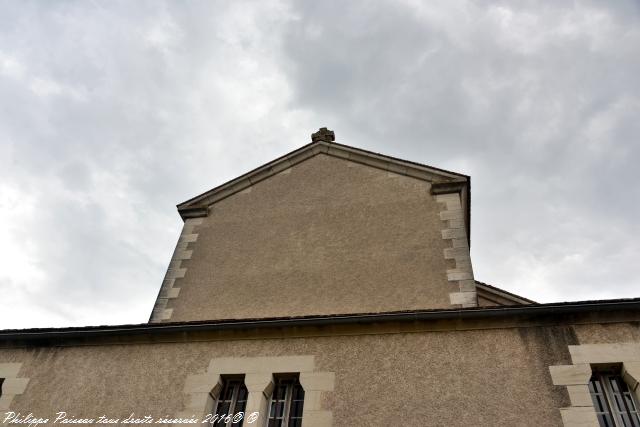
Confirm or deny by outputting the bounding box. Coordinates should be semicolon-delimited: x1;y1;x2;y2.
1;298;639;345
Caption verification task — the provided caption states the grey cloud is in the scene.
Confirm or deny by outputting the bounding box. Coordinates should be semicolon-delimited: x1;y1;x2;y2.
1;0;638;328
279;0;640;301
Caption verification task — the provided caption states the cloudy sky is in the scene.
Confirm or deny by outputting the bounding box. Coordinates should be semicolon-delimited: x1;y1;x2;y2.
1;0;639;329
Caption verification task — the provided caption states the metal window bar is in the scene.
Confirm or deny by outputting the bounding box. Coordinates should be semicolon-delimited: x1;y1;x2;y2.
590;372;640;427
605;375;640;427
267;376;305;427
212;377;248;427
591;375;616;427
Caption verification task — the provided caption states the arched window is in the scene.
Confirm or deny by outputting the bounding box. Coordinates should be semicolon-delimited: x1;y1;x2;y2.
267;375;305;427
589;367;640;427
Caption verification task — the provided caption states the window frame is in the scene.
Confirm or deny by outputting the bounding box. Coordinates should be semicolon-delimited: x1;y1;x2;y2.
266;374;305;427
181;356;333;427
211;375;249;427
589;366;640;427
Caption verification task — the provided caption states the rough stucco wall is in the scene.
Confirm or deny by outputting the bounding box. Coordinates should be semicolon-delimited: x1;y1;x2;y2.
4;323;631;426
168;154;454;322
573;322;640;344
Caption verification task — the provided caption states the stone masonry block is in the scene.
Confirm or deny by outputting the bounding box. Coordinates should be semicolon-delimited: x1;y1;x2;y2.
0;363;22;378
451;238;469;248
446;199;462;210
549;364;592;386
441;228;466;240
301;390;323;411
167;260;182;271
180;234;198;244
566;385;593;407
0;395;15;411
158;287;172;299
569;343;640;364
454;259;473;270
458;280;476;292
161;278;176;289
444;247;470;259
439;210;463;221
159;308;173;320
448;218;465;229
184;373;220;393
167;287;181;299
559;407;599;427
435;194;458;203
1;378;29;394
244;373;273;393
174;250;193;260
182;225;197;235
449;291;477;306
301;410;332;427
208;356;315;375
167;268;187;279
447;271;473;281
175;241;189;252
185;217;204;226
299;372;335;392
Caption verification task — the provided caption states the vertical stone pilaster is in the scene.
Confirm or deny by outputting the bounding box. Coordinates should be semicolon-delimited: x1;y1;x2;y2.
244;373;274;427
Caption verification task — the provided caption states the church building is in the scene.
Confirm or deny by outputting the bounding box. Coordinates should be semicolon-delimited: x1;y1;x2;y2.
1;129;639;427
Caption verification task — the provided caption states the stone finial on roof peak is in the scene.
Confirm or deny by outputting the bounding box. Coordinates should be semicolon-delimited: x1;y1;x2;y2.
311;127;335;143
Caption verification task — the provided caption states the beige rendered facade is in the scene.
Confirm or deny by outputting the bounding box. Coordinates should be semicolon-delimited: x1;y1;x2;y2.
1;129;639;427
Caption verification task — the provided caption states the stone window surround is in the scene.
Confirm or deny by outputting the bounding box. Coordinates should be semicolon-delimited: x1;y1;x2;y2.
549;343;640;427
0;363;30;411
179;356;334;427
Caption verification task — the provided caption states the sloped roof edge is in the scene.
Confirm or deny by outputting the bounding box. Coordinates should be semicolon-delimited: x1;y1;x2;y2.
475;280;537;305
177;140;469;219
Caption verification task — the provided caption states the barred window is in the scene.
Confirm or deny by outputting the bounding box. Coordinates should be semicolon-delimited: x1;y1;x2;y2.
212;377;248;427
589;368;640;427
267;375;305;427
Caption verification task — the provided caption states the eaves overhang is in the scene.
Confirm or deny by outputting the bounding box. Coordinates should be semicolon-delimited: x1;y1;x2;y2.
1;298;639;347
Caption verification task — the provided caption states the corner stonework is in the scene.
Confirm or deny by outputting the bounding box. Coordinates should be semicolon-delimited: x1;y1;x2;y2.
0;363;30;410
150;217;204;323
434;192;477;307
